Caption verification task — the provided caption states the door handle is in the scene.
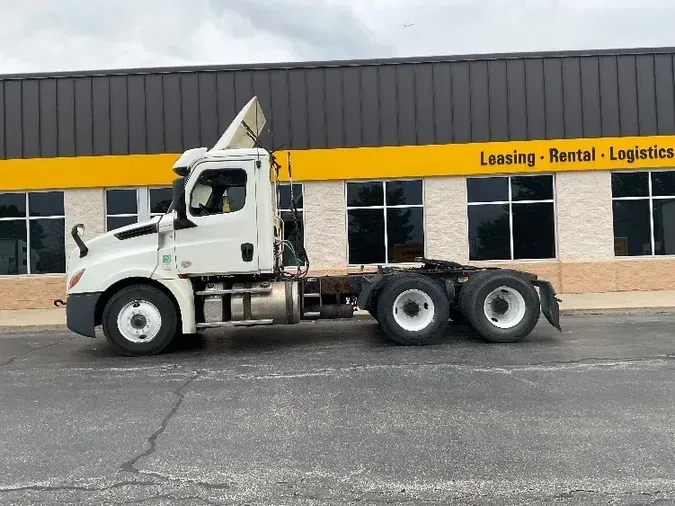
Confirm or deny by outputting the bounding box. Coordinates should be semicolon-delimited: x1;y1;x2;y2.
241;243;254;262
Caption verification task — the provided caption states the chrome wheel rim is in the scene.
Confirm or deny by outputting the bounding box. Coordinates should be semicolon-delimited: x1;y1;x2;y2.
116;299;162;343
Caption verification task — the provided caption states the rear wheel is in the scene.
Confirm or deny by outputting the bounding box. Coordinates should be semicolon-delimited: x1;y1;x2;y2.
459;270;540;343
102;285;179;356
376;274;450;346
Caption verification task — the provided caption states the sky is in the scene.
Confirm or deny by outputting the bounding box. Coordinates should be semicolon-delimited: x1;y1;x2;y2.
0;0;673;74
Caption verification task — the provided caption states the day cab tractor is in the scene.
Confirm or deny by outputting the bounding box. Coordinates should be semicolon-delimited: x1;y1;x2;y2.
61;96;562;357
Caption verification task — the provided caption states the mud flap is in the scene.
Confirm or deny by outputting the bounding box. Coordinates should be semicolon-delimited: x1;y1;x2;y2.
533;280;562;331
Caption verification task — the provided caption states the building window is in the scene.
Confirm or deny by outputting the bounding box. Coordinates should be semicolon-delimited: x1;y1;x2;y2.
467;175;556;261
149;187;173;218
106;186;172;231
276;183;304;266
611;170;675;256
106;189;138;231
346;179;425;265
0;191;66;275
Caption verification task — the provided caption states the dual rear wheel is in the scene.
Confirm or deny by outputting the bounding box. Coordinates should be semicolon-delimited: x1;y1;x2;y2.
373;271;540;345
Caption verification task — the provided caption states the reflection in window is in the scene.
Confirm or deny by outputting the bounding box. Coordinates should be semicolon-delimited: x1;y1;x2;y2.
0;192;65;275
467;175;556;261
150;187;173;216
612;171;675;256
346;180;424;265
276;183;305;267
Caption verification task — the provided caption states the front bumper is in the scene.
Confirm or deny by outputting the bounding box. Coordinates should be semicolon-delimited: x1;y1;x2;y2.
66;292;102;338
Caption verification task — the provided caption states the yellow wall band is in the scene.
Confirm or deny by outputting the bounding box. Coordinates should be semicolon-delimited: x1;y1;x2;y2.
2;135;675;191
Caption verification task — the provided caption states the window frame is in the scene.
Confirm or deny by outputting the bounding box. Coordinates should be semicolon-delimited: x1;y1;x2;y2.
0;190;67;276
276;182;306;267
465;173;558;262
344;178;426;267
610;168;675;257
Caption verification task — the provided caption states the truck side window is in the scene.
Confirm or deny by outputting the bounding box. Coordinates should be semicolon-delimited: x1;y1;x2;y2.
189;168;247;216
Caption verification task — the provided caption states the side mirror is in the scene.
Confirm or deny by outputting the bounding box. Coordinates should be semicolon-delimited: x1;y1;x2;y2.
171;176;197;230
172;177;187;220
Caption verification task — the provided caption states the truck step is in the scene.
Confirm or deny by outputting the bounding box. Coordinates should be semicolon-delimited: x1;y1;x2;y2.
195;287;272;296
197;319;275;328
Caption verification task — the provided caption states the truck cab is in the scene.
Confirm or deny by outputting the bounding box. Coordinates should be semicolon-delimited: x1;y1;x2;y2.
65;97;291;353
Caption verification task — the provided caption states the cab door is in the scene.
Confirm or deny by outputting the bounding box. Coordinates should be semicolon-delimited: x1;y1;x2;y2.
173;160;259;276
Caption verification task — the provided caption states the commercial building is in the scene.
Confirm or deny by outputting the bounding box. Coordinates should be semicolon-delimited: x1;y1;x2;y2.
2;46;675;309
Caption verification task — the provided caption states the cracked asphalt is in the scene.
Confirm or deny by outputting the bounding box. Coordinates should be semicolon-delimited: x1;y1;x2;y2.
1;313;675;505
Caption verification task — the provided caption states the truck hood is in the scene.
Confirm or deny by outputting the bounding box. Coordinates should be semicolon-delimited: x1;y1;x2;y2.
67;216;163;277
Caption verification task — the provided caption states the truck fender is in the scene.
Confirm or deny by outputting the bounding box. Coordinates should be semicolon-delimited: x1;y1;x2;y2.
156;278;197;334
356;272;385;310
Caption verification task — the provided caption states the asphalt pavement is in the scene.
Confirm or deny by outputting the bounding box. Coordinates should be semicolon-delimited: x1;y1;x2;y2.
1;314;675;505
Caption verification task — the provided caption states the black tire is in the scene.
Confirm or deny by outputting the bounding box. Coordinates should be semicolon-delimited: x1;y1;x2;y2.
458;270;540;343
102;284;179;356
376;273;450;346
449;306;474;330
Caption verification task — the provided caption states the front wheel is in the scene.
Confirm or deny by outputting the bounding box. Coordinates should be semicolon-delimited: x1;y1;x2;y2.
102;285;179;356
376;274;450;346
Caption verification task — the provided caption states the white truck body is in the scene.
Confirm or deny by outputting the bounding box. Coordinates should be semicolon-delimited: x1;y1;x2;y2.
62;97;561;356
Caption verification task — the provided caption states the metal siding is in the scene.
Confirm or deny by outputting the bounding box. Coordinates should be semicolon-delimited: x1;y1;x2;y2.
636;55;658;135
144;74;164;153
525;59;546;139
127;75;146;154
269;69;290;149
289;68;310;149
470;61;490;142
0;82;4;158
198;73;218;149
163;74;182;152
396;65;416;145
544;58;565;138
180;73;200;149
4;81;22;158
506;59;527;139
488;60;509;141
305;68;327;148
598;56;620;136
579;56;602;137
216;72;236;137
251;70;273;148
234;71;253;112
378;65;398;146
432;62;452;144
450;62;471;142
74;77;93;156
342;66;361;147
617;55;639;135
109;75;129;155
655;54;675;134
561;58;583;138
56;78;76;156
91;77;111;155
361;66;379;146
324;67;344;148
39;79;58;158
414;63;435;145
22;80;40;158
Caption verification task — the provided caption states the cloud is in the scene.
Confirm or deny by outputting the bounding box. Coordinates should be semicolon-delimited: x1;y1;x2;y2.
0;0;673;74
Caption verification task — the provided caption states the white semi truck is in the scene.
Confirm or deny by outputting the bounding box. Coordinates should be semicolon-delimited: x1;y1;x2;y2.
61;97;562;356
